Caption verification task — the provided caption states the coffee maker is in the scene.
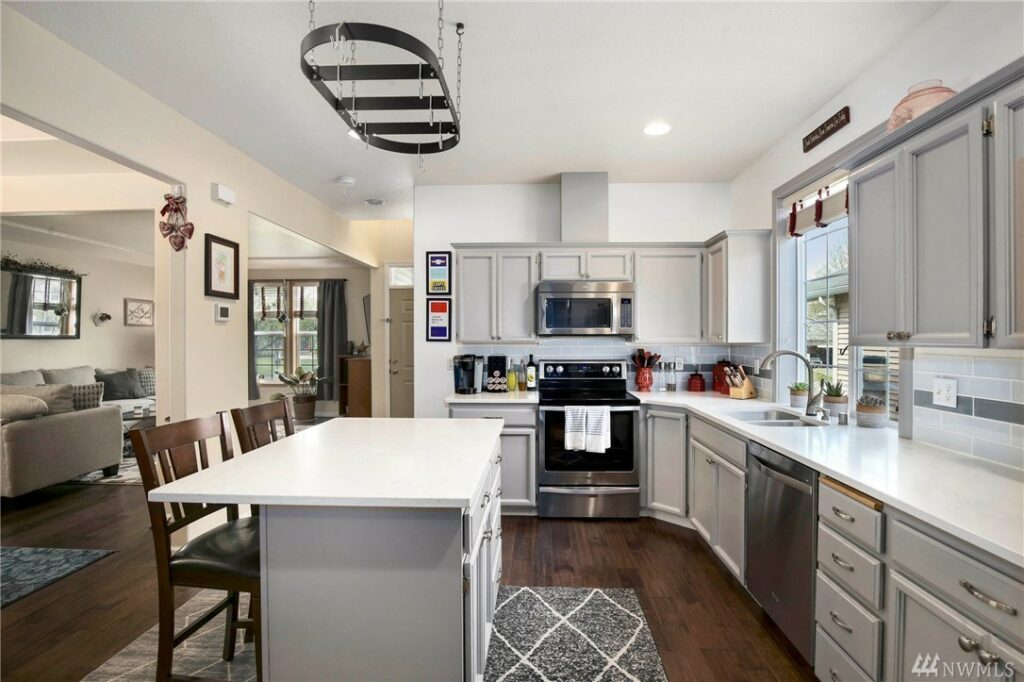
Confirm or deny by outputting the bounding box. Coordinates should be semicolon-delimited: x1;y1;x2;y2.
453;354;483;394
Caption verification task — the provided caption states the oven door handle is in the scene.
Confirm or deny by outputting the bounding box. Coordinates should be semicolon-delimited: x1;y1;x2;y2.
539;406;640;413
540;486;639;495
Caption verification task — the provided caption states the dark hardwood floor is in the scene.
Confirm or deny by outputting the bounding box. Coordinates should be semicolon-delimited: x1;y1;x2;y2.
2;485;812;681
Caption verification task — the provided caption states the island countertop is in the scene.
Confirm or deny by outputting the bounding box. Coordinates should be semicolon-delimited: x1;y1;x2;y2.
148;418;503;508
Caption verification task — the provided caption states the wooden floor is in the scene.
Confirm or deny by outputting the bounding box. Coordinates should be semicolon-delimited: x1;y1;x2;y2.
1;485;812;681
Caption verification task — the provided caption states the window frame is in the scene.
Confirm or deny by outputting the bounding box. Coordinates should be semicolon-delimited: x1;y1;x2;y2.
252;280;320;384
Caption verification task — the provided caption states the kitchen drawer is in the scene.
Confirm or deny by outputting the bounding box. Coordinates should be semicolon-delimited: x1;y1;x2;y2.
690;417;745;469
891;520;1023;640
818;523;885;610
449;404;537;427
815;626;872;682
816;571;883;679
819;480;884;553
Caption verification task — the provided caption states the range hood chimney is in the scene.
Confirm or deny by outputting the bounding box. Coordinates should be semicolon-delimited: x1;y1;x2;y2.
560;172;608;242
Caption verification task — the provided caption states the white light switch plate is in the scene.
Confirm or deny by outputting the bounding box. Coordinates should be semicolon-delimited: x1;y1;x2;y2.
933;377;958;408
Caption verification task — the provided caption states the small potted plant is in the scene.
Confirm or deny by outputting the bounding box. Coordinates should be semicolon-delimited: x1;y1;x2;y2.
822;379;848;414
789;382;809;408
856;395;887;428
271;367;325;421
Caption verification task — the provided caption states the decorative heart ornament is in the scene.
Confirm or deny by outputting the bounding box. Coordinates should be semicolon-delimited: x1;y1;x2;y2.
158;194;195;251
168;234;186;252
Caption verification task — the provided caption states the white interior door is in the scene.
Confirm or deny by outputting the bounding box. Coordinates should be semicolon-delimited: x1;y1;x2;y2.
388;288;414;418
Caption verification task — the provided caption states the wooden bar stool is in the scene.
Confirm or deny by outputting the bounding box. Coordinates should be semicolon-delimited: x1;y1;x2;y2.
229;398;295;455
130;413;261;681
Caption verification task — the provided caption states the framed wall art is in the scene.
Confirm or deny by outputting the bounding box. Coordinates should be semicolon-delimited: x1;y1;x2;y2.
426;251;452;296
124;298;155;327
204;234;240;299
426;298;452;342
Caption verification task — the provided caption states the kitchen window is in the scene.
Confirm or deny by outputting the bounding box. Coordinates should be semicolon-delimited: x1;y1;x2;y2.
252;281;319;382
798;219;899;421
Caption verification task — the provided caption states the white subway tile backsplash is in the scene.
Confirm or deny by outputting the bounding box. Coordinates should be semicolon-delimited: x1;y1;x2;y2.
973;356;1024;381
971;439;1024;470
915;425;974;456
941;412;1013;445
915;406;943;429
915;354;975;375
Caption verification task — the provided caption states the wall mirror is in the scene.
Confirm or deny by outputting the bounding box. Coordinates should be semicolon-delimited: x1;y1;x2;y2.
0;267;82;339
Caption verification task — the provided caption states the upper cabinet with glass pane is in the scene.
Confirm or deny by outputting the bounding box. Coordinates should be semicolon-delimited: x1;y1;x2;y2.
0;268;82;339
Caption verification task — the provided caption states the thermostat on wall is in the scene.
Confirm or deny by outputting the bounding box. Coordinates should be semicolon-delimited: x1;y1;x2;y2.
214;303;231;322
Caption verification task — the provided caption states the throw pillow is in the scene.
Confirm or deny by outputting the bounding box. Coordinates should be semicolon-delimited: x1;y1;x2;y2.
72;382;105;411
0;384;74;414
0;395;49;424
0;369;43;386
41;365;97;386
134;367;156;397
96;369;146;400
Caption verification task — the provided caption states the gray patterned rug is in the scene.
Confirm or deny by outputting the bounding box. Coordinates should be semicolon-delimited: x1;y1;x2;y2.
86;586;666;682
1;547;113;608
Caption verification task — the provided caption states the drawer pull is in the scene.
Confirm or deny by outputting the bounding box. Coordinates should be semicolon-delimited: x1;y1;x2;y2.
495;454;503;463
496;568;503;580
483;416;502;419
482;529;493;539
831;553;855;572
829;609;853;633
828;668;841;682
832;506;856;523
481;492;491;507
497;527;502;539
977;649;1002;666
705;456;715;464
958;579;1018;616
957;635;978;653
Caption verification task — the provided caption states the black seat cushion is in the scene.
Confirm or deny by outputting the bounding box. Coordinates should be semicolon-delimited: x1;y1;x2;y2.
170;516;260;584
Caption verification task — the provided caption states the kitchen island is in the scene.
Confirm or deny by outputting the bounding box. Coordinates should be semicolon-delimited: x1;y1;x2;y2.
149;418;504;682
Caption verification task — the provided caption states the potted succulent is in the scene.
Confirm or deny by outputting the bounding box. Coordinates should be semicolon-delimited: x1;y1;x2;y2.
789;382;809;409
856;395;887;428
822;379;848;413
271;367;325;421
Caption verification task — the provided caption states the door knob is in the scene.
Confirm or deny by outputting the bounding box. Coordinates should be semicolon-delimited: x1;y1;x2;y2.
886;331;896;341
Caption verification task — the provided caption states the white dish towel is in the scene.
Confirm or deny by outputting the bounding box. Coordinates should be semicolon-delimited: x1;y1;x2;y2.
564;406;587;451
584;406;611;454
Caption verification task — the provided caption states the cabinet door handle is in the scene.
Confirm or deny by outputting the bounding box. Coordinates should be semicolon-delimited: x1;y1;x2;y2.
496;487;502;497
705;456;715;464
958;635;978;652
886;331;896;341
959;579;1018;616
828;669;841;682
977;649;1003;666
832;506;856;523
481;493;491;507
829;610;853;633
482;529;493;539
831;553;855;572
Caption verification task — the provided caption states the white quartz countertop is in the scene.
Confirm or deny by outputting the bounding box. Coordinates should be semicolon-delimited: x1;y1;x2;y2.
445;391;539;404
440;389;1024;567
148;418;503;508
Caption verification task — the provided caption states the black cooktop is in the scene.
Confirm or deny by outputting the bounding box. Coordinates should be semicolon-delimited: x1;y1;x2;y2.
538;360;639;406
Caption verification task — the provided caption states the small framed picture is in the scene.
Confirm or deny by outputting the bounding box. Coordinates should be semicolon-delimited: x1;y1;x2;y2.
124;298;155;327
426;251;452;296
426;298;452;342
204;234;240;300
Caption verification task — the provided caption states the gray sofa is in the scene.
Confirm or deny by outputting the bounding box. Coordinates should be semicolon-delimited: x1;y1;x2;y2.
1;405;123;497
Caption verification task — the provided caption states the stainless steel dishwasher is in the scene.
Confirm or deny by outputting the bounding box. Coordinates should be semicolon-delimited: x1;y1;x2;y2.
745;441;818;663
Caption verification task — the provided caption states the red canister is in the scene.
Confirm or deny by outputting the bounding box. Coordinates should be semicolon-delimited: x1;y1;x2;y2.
687;372;706;392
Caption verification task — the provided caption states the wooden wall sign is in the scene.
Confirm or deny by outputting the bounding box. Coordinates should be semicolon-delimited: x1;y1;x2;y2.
803;106;851;153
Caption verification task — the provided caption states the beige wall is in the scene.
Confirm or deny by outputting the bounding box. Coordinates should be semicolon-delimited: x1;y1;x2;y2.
1;6;381;425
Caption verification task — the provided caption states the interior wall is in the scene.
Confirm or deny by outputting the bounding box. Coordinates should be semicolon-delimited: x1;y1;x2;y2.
413;183;734;417
0;238;155;373
728;1;1024;229
1;6;381;427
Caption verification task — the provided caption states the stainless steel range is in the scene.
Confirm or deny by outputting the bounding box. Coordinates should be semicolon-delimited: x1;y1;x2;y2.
537;360;641;518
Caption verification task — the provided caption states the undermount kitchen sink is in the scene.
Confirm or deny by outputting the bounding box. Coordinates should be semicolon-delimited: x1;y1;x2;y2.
724;409;826;427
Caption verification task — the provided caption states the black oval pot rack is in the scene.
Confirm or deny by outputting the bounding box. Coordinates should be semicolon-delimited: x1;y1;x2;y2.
301;22;461;155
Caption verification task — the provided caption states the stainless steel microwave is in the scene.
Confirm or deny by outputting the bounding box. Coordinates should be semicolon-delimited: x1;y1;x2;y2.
535;281;635;336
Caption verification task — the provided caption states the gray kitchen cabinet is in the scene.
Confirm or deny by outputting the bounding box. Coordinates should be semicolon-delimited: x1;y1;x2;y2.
539;249;633;281
713;453;745;581
689;440;716;546
499;427;537;509
497;251;538;343
457;250;537;343
990;81;1024;349
903;107;985;347
646;409;687;518
586;250;633;280
849;148;904;347
704;231;771;344
457;251;497;343
540;250;586;280
634;249;704;343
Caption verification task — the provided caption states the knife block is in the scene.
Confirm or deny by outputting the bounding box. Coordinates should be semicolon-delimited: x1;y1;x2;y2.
729;377;757;400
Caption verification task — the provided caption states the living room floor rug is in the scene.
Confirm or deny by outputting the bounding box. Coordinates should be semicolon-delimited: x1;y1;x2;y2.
85;586;667;682
1;547;113;608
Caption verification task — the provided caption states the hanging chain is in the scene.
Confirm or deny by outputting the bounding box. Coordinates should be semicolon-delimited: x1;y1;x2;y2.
437;0;445;71
455;23;463;124
350;39;358;127
332;25;345;101
307;0;318;69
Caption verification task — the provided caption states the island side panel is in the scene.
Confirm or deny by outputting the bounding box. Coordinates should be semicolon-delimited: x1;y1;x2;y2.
261;505;466;681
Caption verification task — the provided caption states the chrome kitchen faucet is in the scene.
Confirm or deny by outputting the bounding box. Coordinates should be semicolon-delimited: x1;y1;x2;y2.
759;350;825;418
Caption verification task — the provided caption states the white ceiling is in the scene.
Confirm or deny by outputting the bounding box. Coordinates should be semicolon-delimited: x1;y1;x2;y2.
248;213;367;269
10;2;944;220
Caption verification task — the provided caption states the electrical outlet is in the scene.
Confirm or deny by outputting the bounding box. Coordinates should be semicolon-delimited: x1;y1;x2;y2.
933;377;958;408
675;357;687;371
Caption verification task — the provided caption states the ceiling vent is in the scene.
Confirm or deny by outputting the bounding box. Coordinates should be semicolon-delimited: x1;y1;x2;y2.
560;172;608;243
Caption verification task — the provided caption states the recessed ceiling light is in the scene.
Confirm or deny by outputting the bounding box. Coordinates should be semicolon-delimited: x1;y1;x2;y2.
334;175;356;187
643;121;671;136
348;129;361;140
364;198;386;206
